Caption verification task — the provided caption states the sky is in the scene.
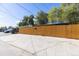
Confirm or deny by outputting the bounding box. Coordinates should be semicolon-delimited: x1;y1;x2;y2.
0;3;61;27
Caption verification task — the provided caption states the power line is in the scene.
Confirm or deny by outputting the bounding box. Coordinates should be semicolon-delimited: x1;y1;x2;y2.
32;4;42;11
0;9;18;19
0;4;20;20
16;3;33;15
0;10;9;18
0;9;7;14
32;4;49;13
43;4;49;11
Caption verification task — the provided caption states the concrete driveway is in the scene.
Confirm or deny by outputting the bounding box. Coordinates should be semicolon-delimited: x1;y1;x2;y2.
0;32;32;56
0;33;79;56
0;32;11;36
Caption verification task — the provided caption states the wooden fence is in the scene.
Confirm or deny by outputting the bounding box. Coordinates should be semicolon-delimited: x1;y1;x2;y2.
18;24;79;39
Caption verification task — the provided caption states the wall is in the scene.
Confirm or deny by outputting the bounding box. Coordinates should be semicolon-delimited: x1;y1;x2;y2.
18;24;79;39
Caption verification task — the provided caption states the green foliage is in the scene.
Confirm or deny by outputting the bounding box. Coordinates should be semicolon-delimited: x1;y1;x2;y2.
62;4;79;24
18;16;29;26
36;11;48;24
18;15;35;27
48;8;58;22
18;3;79;27
29;15;34;25
48;4;79;24
48;7;64;23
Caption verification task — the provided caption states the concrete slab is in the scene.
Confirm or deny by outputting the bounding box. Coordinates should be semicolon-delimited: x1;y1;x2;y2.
0;34;58;54
0;32;11;37
0;34;79;56
0;40;32;56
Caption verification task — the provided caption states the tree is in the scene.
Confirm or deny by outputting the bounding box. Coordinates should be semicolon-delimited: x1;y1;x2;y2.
18;22;24;26
36;11;48;24
18;16;29;26
48;4;79;24
28;15;34;26
48;7;64;24
61;4;79;24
